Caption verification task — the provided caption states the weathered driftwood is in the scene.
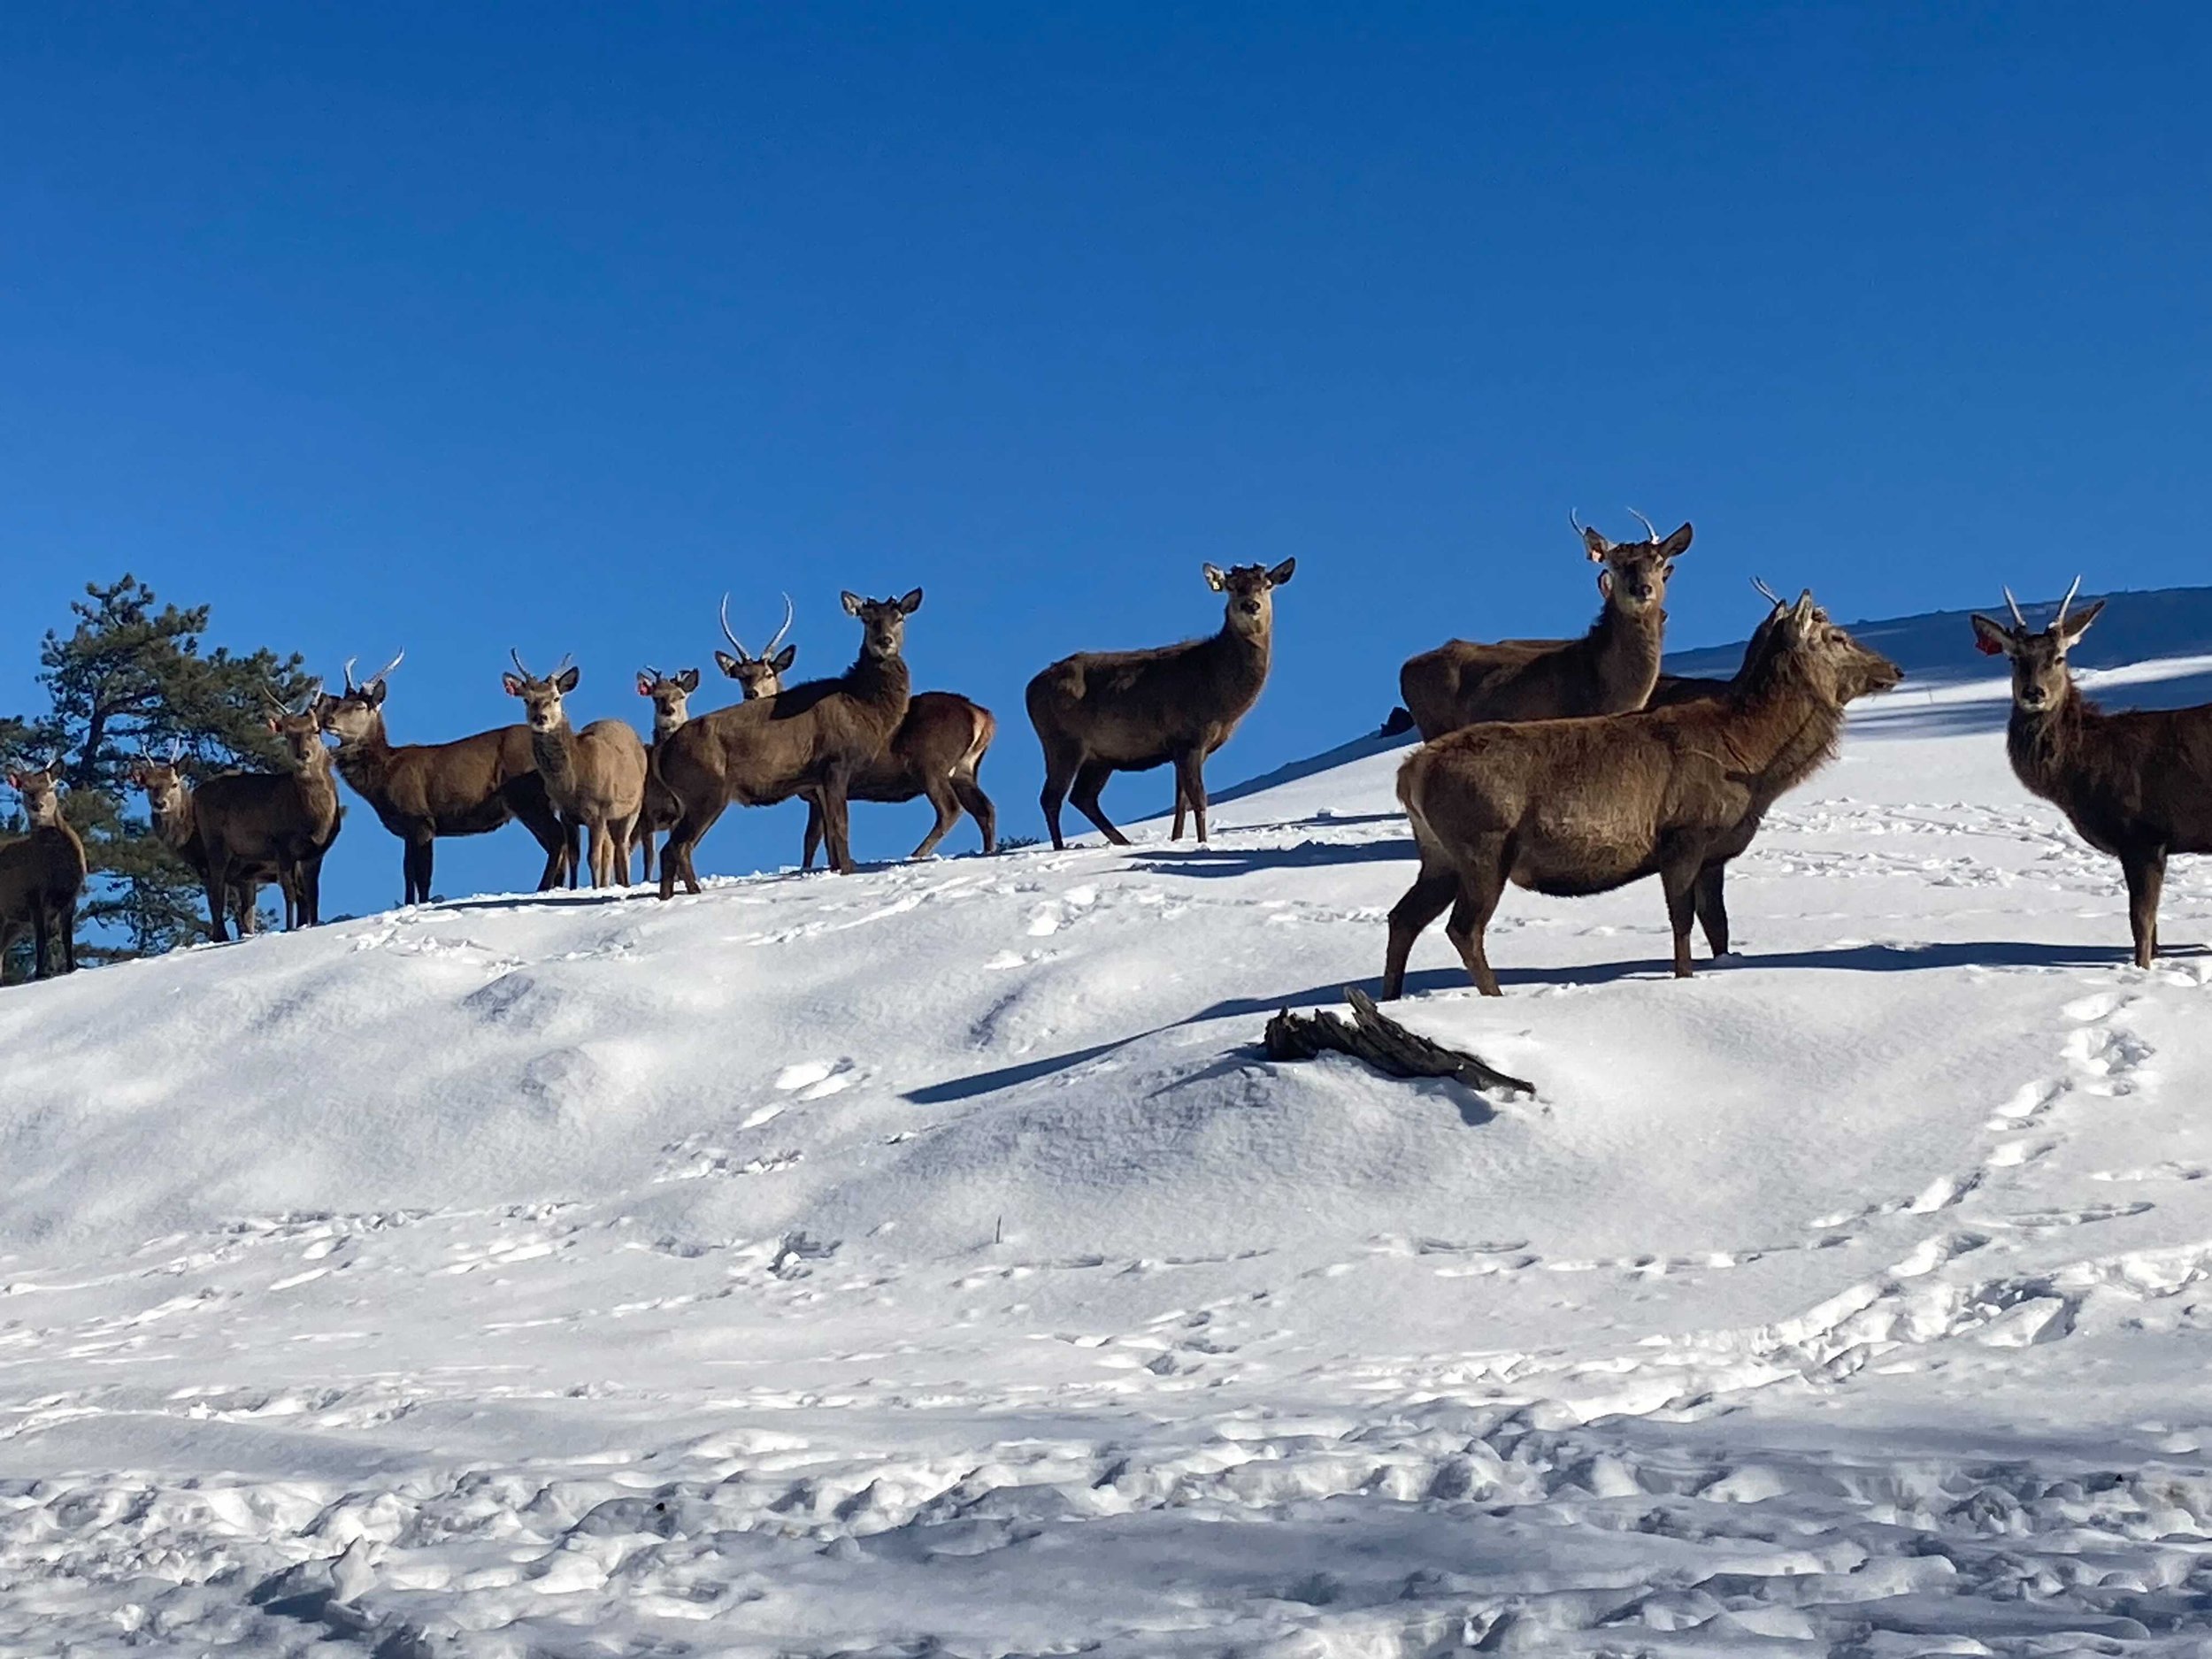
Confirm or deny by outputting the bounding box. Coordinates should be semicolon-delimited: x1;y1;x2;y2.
1263;987;1535;1098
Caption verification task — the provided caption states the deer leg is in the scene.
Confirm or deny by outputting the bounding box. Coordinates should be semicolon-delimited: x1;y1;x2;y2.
2124;849;2166;970
909;776;962;860
204;863;233;944
802;798;826;871
1172;749;1210;844
1661;858;1701;979
1382;858;1459;1001
953;773;996;854
405;836;435;906
297;859;321;928
56;896;76;974
819;770;860;874
1070;760;1130;847
639;826;657;886
28;895;54;979
1038;746;1081;851
1693;864;1731;958
661;802;725;900
1443;850;1509;998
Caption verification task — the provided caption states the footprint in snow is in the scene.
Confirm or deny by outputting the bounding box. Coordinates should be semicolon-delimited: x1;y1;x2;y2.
770;1058;860;1102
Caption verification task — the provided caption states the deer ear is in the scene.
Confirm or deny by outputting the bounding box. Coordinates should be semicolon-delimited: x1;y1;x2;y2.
714;650;741;677
2057;597;2105;645
677;667;701;693
841;591;864;616
772;644;797;672
265;715;281;733
898;588;923;614
502;673;526;697
1203;564;1228;591
369;680;388;707
1969;614;2016;657
555;665;580;695
1265;557;1295;587
1596;568;1614;598
1581;528;1610;562
1657;523;1694;559
636;674;655;698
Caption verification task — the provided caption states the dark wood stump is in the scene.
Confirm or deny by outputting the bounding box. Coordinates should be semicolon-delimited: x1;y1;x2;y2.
1263;987;1534;1100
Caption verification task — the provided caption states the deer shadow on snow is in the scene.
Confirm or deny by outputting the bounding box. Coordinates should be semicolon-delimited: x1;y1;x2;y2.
902;937;2191;1108
1130;835;1417;878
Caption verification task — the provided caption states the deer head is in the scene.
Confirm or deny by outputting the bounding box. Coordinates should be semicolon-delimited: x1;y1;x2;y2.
1571;510;1692;618
841;588;923;660
1970;578;2104;715
713;594;797;698
319;651;404;745
1202;559;1295;640
5;763;65;828
637;665;704;730
263;680;332;771
1770;588;1905;706
502;651;580;734
129;740;188;815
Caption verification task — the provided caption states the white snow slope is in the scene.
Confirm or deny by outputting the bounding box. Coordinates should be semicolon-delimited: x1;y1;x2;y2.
5;649;2212;1656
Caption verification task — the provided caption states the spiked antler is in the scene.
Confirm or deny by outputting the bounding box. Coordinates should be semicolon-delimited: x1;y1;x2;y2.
1750;576;1786;607
1626;507;1661;544
2002;588;2029;631
764;593;795;657
2055;573;2083;627
718;593;749;659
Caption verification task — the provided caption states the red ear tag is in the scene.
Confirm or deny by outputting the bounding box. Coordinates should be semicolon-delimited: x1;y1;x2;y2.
1973;634;2005;657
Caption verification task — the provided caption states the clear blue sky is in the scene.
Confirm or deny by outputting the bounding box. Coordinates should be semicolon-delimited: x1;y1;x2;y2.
4;4;2208;916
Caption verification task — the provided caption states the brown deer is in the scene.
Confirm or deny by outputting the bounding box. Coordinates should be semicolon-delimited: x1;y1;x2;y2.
634;664;702;886
502;651;649;889
1026;559;1294;849
1384;589;1901;997
1398;512;1691;741
317;653;573;906
802;695;998;867
192;688;344;941
655;588;920;895
1971;580;2212;969
131;742;293;933
0;763;88;978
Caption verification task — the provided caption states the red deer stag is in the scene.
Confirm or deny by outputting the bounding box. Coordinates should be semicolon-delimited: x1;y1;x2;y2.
317;653;572;906
0;763;88;978
191;687;344;940
655;588;920;895
634;665;702;886
1385;589;1901;997
1971;580;2212;969
1026;559;1294;850
502;651;649;889
1399;512;1691;741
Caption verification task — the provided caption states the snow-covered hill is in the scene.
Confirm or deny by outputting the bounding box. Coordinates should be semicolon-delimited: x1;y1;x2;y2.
4;640;2212;1655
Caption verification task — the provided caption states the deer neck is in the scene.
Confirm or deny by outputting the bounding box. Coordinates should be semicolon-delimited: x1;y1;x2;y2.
1723;658;1846;790
846;649;911;717
1587;599;1664;706
652;710;687;745
34;810;88;878
332;720;397;794
1205;618;1273;694
528;718;582;794
290;751;341;835
2006;677;2091;797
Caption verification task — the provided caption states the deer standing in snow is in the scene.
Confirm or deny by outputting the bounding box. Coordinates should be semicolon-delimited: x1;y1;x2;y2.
1971;580;2212;969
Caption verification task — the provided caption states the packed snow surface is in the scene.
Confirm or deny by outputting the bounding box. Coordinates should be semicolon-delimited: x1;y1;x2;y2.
5;649;2212;1655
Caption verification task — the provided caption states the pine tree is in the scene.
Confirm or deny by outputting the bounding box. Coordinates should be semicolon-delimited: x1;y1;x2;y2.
4;574;317;973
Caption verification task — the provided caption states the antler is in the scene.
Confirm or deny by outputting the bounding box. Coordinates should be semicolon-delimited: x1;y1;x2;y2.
764;593;794;657
1626;507;1661;544
2055;573;2083;627
2002;587;2029;631
510;648;536;680
719;593;750;659
347;649;404;691
1750;575;1786;607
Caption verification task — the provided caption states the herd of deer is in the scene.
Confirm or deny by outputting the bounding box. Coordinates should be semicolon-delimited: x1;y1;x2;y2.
4;520;2209;995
